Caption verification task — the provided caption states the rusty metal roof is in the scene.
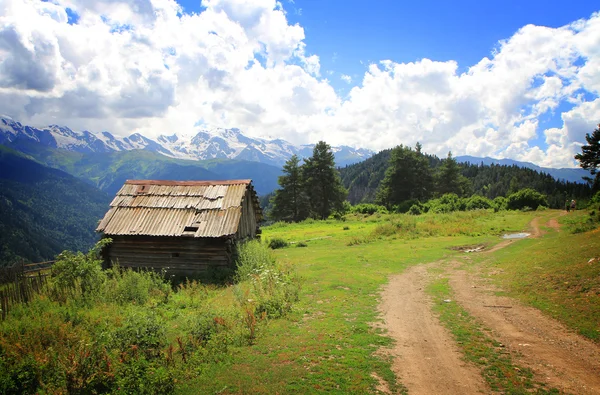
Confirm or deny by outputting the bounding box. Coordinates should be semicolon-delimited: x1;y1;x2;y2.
96;180;261;238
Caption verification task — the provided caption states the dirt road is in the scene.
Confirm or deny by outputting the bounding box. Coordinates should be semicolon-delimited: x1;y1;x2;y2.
378;214;600;394
379;265;488;394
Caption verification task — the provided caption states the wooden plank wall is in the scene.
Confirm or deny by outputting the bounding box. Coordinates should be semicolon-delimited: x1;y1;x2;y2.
106;235;233;273
236;189;258;240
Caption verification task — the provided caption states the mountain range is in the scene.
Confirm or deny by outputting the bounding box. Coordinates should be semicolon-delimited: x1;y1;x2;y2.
1;116;591;185
0;116;373;168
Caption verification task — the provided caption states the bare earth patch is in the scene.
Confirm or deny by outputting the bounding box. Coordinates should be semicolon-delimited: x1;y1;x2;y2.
449;269;600;395
378;215;600;394
546;210;567;232
378;264;488;395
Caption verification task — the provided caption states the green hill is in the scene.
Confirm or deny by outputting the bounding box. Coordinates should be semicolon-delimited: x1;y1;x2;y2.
339;147;591;207
6;140;281;195
0;146;111;266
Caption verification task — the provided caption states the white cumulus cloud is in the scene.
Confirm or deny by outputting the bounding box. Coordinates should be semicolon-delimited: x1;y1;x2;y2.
0;0;599;168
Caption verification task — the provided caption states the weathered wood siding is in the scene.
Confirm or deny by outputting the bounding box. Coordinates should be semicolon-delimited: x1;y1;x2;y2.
236;188;259;240
105;235;233;274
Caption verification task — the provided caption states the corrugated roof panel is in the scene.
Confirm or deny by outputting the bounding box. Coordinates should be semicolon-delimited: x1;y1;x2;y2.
98;207;243;237
193;207;242;237
201;185;217;200
222;184;246;208
116;184;135;195
97;180;260;238
99;208;191;236
96;207;116;232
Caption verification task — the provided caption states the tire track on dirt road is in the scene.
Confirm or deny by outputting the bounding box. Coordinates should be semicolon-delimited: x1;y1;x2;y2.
378;212;600;394
378;264;488;395
449;269;600;395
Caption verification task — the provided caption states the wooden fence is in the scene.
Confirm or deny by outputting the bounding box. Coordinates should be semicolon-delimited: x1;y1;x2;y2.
23;260;55;274
0;260;55;320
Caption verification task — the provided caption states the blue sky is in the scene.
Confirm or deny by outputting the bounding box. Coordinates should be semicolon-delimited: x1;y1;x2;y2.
1;0;600;167
178;0;598;86
176;0;600;154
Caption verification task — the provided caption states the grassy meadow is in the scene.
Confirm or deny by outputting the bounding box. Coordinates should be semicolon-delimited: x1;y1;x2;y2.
1;208;598;394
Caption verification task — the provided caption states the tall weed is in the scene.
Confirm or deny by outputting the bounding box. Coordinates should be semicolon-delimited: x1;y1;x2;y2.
113;308;166;359
103;265;171;305
234;241;276;282
234;241;301;319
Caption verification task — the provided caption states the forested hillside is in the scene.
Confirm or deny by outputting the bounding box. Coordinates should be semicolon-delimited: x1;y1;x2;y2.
0;146;110;266
5;140;282;195
339;146;591;207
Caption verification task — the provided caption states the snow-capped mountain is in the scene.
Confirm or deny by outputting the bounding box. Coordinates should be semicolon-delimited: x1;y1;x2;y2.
0;116;373;167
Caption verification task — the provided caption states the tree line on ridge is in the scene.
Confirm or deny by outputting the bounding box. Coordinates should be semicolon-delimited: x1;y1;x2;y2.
267;138;597;222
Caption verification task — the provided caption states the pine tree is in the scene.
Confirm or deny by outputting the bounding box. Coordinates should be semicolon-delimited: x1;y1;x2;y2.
376;144;433;207
435;151;471;196
270;155;310;222
303;141;348;219
575;123;600;191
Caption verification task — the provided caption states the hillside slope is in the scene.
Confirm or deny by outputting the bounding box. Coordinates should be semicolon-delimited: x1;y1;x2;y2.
0;146;111;266
4;140;282;195
340;148;591;206
456;155;591;184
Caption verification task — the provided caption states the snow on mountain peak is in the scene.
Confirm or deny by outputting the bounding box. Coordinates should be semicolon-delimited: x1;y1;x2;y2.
0;117;374;167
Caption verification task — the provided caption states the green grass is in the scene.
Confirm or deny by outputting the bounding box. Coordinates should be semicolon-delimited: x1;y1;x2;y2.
427;277;560;394
180;210;537;393
3;208;597;393
473;210;600;341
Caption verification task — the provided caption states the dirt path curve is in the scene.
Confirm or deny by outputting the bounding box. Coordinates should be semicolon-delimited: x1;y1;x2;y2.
449;269;600;395
379;264;488;395
378;213;600;394
546;210;567;232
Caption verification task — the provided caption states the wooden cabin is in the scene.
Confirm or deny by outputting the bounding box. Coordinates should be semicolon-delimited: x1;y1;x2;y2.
96;180;262;274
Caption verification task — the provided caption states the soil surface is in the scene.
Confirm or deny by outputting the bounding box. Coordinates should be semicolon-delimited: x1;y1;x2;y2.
379;265;488;395
378;214;600;394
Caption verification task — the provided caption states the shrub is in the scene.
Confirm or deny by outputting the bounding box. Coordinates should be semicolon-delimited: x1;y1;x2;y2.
103;265;171;305
51;238;111;298
234;241;300;319
408;204;422;215
350;203;388;215
426;194;466;213
392;199;420;214
589;191;600;208
465;195;493;211
493;196;508;211
506;188;548;210
115;357;175;395
268;238;289;249
189;312;219;343
332;200;352;220
113;309;166;359
253;267;300;320
296;242;308;247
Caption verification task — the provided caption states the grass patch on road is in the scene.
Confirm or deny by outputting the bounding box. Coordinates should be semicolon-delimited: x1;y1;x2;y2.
427;277;560;394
